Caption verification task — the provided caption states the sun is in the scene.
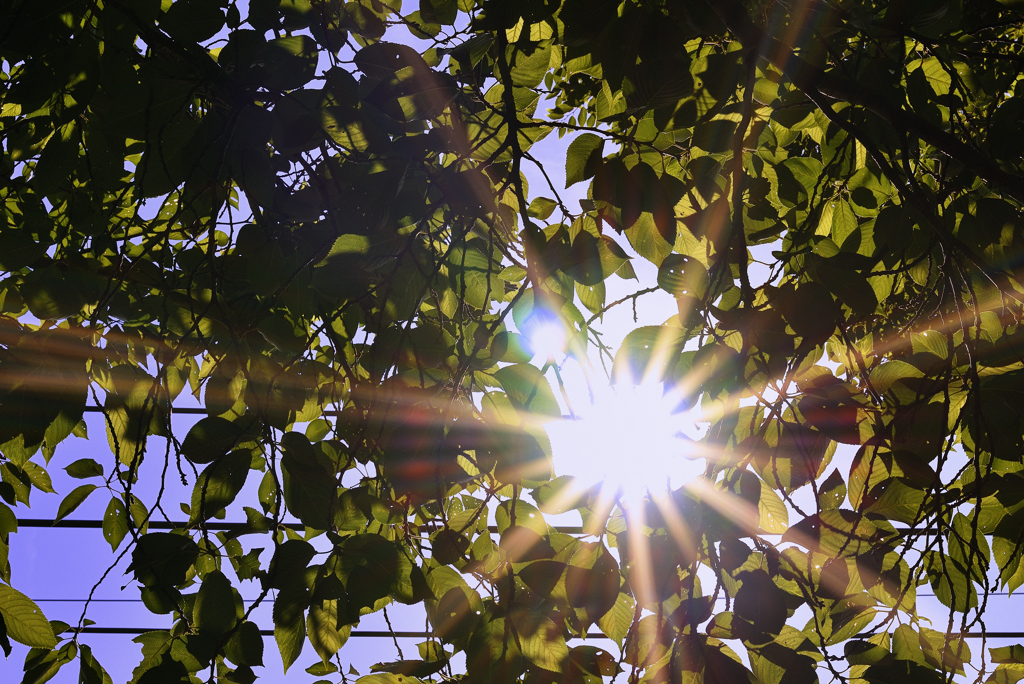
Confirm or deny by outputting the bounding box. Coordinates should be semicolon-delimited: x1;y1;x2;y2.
546;376;707;506
527;320;568;362
518;306;709;508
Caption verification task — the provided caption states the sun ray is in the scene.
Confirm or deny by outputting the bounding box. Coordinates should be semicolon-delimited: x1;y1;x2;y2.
622;502;658;608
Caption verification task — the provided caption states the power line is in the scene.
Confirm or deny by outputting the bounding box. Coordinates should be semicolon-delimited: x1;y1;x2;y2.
18;518;944;537
38;599;156;603
79;407;578;420
71;628;610;639
75;628;440;638
17;519;300;531
65;627;1024;640
15;519;587;534
32;592;1024;603
80;406;346;416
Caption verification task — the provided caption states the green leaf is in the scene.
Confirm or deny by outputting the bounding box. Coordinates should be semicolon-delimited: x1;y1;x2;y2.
448;242;499;310
275;611;306;675
190;449;251;522
194;570;238;635
355;674;426;684
752;78;780;105
758;481;789;534
129;497;150;533
307;661;339;676
615;260;638;280
782;510;879;557
0;229;46;271
130;533;200;588
0;502;16;535
510;608;569;671
565;232;629;286
280;433;334;530
532;475;588;514
63;458;103;479
624;211;674;266
180;417;249;464
518;559;565;598
775;282;837;344
811;256;878;317
225;621;265;667
845;639;892;666
370;658;448;678
993;645;1024;664
596;592;635;646
911;330;948;358
264;36;320;91
612;326;687;384
734;570;788;637
234;546;266;582
863;659;945;684
0;584;56;649
20;640;77;683
307;600;351;662
510;44;552;88
54;483;97;523
865;478;926;524
657;254;709;298
22;461;54;493
268;540;316;589
566;133;604;187
782;157;824;199
421;0;457;24
528;197;558;220
102;497;129;552
495;499;547;536
339;534;421;609
493;364;561;420
818;469;847;510
868;360;924;396
78;643;112;684
830;199;859;245
160;0;225;42
565;543;620;617
576;280;606;315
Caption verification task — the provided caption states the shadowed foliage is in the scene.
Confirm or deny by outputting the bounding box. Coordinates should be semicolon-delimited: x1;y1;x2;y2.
2;0;1024;682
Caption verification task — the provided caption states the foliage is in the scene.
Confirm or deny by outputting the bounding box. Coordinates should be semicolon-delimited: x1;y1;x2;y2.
2;0;1024;682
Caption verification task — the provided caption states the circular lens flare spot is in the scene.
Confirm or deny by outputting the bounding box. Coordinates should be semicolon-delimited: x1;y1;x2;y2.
528;321;567;362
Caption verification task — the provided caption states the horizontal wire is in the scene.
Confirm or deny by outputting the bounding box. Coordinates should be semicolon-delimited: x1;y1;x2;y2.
5;441;1008;641
74;628;441;638
79;407;578;420
17;519;945;536
18;519;299;532
15;519;587;534
63;627;1024;640
38;599;264;603
80;406;344;416
70;628;609;639
32;592;1023;603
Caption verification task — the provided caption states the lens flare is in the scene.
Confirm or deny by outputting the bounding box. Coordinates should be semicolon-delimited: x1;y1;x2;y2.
527;320;567;362
548;380;705;507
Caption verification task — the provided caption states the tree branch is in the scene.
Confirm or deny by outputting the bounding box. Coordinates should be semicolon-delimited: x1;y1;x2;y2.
708;0;1024;205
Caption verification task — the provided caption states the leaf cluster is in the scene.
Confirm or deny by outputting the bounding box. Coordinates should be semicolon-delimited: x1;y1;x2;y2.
2;0;1024;682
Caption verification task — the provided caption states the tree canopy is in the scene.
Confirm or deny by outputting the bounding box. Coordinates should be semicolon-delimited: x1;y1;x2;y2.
3;0;1024;681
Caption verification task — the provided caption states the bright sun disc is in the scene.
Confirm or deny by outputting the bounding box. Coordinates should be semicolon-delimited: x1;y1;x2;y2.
548;381;705;506
526;320;567;362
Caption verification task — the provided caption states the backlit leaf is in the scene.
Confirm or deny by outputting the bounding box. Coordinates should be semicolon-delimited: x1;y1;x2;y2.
54;483;97;522
0;584;56;649
493;364;561;420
